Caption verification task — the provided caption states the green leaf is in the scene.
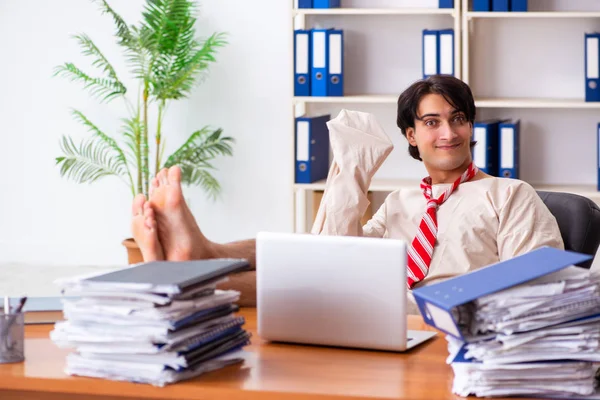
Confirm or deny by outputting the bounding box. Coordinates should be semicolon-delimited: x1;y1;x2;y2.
179;161;221;200
55;135;129;185
73;34;124;86
71;110;134;189
93;0;136;47
155;32;227;100
54;63;126;103
163;127;234;198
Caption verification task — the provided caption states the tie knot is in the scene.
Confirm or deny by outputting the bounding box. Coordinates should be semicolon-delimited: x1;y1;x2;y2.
427;199;439;208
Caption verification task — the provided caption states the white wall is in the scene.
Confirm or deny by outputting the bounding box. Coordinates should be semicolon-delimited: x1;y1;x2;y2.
0;0;293;266
1;0;599;270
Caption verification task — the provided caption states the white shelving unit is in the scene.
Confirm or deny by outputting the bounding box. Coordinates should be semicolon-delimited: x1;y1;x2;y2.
291;1;461;233
292;0;600;233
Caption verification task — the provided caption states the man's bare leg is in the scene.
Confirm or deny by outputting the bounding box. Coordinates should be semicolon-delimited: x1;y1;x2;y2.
131;194;165;262
149;166;257;306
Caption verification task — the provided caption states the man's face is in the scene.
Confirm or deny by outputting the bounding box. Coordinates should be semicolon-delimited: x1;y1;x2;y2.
406;93;472;173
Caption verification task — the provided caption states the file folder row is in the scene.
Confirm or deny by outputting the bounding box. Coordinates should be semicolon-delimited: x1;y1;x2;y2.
422;29;455;79
295;115;330;184
294;29;344;97
472;119;520;179
586;33;600;102
297;0;340;8
297;1;454;8
473;0;527;11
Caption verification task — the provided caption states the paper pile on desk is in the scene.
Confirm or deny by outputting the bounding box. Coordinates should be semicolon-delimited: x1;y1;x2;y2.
448;266;600;398
50;259;251;386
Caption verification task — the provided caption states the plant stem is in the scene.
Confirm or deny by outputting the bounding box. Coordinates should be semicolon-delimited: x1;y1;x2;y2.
155;99;165;176
135;109;142;195
142;82;150;198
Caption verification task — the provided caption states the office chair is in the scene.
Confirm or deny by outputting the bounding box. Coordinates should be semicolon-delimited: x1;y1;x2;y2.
537;191;600;269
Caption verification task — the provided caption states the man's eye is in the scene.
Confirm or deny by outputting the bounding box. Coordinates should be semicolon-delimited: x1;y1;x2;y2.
454;116;466;123
425;120;436;127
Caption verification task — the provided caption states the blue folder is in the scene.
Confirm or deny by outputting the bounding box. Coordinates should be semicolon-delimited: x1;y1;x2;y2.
585;33;600;102
314;0;340;8
294;30;311;96
498;119;520;178
298;0;312;8
510;0;527;11
439;0;454;8
438;28;454;76
295;115;331;184
311;29;330;97
422;29;439;78
597;123;600;191
492;0;510;11
472;119;503;176
473;0;491;11
413;247;592;341
327;29;344;96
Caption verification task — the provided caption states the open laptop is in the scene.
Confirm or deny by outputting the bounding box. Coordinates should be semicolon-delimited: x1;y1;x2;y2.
256;232;436;351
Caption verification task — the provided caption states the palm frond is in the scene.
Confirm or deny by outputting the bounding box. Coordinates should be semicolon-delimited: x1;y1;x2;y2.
71;110;134;188
73;34;124;86
54;63;126;102
179;161;221;199
93;0;136;47
155;32;227;100
163;127;233;167
56;135;129;185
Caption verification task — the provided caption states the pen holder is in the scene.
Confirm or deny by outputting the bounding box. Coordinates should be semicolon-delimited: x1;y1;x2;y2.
0;312;25;363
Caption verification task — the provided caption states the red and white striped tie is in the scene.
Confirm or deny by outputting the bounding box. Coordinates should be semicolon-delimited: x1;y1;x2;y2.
407;163;478;289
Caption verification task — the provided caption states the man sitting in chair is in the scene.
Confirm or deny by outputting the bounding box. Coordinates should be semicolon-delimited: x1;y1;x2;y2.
130;75;564;311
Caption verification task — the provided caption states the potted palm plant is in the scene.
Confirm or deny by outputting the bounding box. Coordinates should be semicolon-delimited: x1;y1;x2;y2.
54;0;234;263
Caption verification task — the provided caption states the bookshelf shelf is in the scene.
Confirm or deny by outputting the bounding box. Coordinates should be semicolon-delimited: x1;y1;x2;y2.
475;98;600;109
295;180;600;199
294;8;456;16
294;96;600;108
293;95;397;104
466;11;600;19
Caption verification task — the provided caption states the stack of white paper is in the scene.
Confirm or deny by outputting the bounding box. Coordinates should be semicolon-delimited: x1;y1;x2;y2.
448;267;600;398
50;260;251;386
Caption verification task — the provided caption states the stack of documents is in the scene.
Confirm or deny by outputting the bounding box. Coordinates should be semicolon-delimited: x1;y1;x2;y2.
413;247;600;398
50;259;251;386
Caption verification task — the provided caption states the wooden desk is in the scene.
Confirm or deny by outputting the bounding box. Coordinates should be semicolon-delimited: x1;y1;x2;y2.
0;309;531;400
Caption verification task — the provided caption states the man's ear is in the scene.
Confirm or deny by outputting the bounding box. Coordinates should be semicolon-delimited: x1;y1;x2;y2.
406;127;417;146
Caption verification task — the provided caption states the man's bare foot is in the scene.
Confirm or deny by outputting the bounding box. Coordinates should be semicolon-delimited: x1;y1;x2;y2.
149;166;215;261
131;194;165;262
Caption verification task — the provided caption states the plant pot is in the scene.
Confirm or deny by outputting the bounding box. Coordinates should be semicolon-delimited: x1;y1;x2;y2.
122;238;144;265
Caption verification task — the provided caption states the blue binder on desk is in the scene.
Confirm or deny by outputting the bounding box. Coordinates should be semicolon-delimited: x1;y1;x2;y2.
295;115;330;184
585;33;600;102
412;247;592;341
311;29;330;97
327;29;344;96
473;119;503;176
314;0;340;8
499;119;520;178
294;30;311;96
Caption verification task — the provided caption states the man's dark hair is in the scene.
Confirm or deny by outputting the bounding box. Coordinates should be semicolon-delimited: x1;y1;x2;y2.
396;75;476;161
